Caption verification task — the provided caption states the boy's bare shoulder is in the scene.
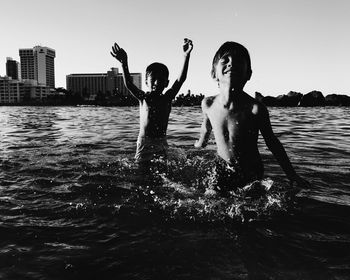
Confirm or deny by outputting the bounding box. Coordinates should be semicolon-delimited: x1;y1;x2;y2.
247;93;269;116
201;95;218;110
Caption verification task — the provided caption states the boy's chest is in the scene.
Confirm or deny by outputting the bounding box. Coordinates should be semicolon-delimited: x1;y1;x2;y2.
142;96;171;114
209;107;258;137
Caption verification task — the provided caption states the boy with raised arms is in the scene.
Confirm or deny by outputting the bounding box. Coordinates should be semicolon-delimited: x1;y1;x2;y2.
195;41;308;194
111;39;193;162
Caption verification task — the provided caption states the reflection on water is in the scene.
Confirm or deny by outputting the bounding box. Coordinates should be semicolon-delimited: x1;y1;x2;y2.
1;106;350;279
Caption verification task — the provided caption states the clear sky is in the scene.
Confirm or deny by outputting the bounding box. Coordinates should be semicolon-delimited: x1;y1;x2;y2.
1;0;349;97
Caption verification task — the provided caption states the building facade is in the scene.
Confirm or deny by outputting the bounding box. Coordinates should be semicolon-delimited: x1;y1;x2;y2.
0;76;22;103
66;68;142;97
19;48;35;80
0;76;51;104
19;46;56;88
6;57;20;80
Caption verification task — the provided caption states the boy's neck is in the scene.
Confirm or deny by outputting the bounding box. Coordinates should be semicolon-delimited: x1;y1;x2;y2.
219;84;244;107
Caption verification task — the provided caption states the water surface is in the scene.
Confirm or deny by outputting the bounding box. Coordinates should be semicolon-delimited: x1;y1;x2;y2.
1;106;350;279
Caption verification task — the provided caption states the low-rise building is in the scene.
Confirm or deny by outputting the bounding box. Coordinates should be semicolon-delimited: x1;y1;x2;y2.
0;76;51;104
66;68;142;97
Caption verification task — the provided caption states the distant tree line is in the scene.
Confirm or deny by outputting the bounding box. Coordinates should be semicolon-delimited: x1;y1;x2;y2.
173;92;204;106
256;91;350;107
45;88;139;106
3;87;349;107
8;88;204;106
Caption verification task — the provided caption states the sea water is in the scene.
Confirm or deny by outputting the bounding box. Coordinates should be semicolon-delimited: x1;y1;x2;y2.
0;106;350;279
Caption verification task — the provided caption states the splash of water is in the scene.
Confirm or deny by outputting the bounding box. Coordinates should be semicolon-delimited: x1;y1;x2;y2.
113;153;296;224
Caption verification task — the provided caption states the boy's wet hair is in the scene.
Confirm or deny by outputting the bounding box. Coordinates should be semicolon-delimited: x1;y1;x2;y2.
146;62;169;80
211;41;252;79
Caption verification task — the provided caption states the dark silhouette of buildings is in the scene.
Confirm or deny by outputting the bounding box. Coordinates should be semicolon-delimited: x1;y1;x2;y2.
6;57;20;80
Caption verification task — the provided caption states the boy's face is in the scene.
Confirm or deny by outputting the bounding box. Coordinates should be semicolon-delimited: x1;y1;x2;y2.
146;73;169;93
214;51;251;88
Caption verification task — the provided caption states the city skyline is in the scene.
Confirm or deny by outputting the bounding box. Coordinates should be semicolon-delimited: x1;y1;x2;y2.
1;0;350;97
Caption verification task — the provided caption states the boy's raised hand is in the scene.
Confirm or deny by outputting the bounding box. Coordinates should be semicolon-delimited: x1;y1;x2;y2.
111;43;127;64
183;38;193;56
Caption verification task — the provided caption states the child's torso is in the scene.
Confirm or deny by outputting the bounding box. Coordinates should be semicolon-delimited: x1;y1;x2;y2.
206;95;263;180
138;94;172;138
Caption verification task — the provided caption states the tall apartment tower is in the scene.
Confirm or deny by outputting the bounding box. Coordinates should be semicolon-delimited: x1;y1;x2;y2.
19;46;56;88
6;57;20;80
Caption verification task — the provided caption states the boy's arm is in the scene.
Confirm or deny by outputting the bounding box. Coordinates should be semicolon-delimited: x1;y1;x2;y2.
111;43;145;100
194;100;212;148
166;38;193;100
258;104;309;188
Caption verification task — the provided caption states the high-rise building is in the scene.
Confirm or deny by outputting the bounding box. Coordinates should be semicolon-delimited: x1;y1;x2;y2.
19;48;35;80
19;46;56;88
6;57;20;80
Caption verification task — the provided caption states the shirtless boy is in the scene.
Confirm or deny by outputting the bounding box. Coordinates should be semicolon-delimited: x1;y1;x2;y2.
195;41;307;193
111;39;193;162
